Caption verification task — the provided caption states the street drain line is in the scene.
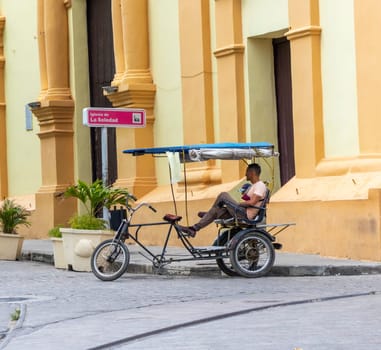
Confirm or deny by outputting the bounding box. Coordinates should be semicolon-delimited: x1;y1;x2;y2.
88;290;379;350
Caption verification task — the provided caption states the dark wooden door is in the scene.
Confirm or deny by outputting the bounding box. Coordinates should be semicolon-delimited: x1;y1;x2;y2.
87;0;117;185
273;37;295;185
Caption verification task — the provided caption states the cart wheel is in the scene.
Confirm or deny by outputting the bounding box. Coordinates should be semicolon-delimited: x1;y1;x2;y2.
230;232;275;278
91;239;130;281
213;230;239;277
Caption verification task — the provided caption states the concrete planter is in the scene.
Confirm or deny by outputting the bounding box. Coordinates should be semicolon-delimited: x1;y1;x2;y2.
60;228;113;272
0;233;24;260
51;237;66;269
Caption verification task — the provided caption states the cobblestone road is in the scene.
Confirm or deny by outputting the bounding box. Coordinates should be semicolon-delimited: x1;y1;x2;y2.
1;260;381;349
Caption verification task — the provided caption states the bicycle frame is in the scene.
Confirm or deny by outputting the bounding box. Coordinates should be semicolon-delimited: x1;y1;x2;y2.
111;201;231;270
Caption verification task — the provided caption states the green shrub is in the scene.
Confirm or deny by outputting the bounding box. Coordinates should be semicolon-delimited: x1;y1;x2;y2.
48;225;63;238
68;214;106;230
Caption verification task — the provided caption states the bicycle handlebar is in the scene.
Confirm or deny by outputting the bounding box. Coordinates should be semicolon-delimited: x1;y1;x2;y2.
130;201;157;213
126;193;157;213
128;193;138;202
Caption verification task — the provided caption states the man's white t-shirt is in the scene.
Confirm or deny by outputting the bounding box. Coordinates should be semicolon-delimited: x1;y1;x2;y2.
245;181;267;220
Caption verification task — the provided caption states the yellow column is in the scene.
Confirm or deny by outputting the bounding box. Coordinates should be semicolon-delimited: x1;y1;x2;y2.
354;0;381;154
106;0;156;197
178;0;219;189
0;17;7;199
32;0;76;234
213;0;246;182
286;0;324;178
119;0;152;85
37;1;47;100
39;0;72;102
111;0;124;85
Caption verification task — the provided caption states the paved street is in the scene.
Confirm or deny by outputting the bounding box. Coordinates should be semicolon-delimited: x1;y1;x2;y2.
1;260;381;349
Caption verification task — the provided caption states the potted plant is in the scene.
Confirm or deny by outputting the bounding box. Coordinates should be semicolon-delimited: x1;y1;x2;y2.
59;179;131;271
0;199;31;260
48;225;66;269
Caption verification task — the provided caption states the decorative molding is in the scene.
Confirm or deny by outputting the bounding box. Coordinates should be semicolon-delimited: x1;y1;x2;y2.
105;84;156;110
32;102;74;140
64;0;72;9
0;17;5;30
214;44;245;58
285;25;322;41
120;69;153;84
37;184;72;193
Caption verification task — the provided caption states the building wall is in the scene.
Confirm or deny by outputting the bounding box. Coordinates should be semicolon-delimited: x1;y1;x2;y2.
242;0;289;37
269;0;381;260
0;0;88;236
1;0;381;260
320;0;359;158
148;0;183;186
2;0;41;200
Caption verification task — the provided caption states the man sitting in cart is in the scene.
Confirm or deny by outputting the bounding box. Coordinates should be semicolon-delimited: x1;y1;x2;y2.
178;163;267;237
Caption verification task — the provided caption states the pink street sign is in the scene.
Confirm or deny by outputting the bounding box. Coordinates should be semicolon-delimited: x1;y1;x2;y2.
83;107;146;128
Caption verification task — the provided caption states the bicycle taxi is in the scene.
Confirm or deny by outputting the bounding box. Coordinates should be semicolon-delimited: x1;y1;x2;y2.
91;142;293;281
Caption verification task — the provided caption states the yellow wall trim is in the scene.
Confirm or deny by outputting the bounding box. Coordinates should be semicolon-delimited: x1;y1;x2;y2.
286;25;321;40
316;156;381;176
214;44;245;58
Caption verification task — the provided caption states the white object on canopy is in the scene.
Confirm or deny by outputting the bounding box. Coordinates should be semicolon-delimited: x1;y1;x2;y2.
188;148;277;161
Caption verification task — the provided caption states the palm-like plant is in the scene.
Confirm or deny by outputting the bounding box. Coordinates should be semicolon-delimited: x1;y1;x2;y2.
0;199;31;234
62;179;132;229
63;179;131;217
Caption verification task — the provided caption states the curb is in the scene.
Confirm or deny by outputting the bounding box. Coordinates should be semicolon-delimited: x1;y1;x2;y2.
270;265;381;277
20;250;381;277
127;263;223;277
21;251;54;265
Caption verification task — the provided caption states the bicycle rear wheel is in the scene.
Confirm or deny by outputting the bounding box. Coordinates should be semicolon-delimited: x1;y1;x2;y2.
91;239;130;281
230;232;275;278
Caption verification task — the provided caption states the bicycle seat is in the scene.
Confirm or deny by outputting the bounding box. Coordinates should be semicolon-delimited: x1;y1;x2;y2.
163;214;182;223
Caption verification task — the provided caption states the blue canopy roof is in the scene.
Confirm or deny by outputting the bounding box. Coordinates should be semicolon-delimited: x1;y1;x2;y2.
123;142;273;155
123;142;276;161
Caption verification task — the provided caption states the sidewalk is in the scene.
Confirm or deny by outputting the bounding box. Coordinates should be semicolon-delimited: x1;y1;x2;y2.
21;239;381;277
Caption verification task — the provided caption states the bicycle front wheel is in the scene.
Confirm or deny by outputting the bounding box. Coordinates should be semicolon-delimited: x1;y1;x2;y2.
91;239;130;281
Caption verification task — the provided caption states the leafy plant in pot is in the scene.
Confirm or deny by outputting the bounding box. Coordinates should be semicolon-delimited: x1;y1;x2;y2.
63;179;131;229
0;199;31;260
59;179;132;271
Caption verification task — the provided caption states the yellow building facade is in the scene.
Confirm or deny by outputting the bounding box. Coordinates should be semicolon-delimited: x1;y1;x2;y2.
1;0;381;260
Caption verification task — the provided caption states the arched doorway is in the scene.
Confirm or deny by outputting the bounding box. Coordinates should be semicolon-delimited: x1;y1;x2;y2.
273;37;295;185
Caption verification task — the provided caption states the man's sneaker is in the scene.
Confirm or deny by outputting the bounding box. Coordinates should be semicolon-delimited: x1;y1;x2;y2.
178;225;197;237
197;211;207;218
